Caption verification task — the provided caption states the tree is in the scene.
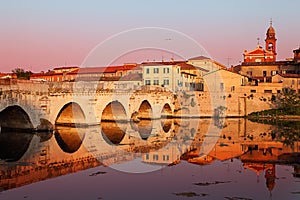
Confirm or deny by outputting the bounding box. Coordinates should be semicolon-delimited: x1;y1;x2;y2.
278;87;300;114
12;68;32;80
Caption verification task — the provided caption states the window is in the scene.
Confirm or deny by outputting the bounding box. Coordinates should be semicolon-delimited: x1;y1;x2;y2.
145;80;151;85
153;68;159;73
220;83;224;91
146;68;150;74
263;71;267;77
271;71;278;76
163;155;169;161
266;78;272;83
145;154;149;160
163;68;170;73
231;86;235;92
153;79;159;85
250;89;256;93
178;80;182;87
153;154;159;161
255;58;262;62
163;79;169;85
247;71;252;76
264;90;272;93
292;80;295;85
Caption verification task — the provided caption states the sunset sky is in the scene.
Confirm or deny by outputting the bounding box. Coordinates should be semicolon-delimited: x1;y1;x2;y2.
0;0;299;72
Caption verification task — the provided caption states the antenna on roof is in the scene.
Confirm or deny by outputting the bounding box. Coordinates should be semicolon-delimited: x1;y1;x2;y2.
226;56;232;68
162;55;164;62
257;37;260;46
270;18;273;26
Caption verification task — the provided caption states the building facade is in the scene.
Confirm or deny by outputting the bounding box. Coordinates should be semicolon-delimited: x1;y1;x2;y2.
142;62;182;92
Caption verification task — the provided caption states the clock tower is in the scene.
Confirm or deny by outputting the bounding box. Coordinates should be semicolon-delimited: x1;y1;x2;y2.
265;20;277;61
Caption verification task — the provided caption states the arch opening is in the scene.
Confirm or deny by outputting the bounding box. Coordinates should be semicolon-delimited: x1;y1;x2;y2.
136;100;152;120
0;106;33;130
55;102;86;153
55;102;86;126
101;101;127;122
101;101;127;144
161;103;172;118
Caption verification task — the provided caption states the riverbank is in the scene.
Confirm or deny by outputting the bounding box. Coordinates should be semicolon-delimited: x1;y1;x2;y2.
248;106;300;120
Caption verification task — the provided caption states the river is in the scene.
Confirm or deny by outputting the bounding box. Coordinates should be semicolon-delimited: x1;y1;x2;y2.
0;118;299;200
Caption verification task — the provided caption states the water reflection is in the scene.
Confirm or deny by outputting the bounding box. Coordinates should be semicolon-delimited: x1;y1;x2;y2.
0;118;299;199
55;125;86;153
131;119;153;140
101;121;127;144
0;130;34;162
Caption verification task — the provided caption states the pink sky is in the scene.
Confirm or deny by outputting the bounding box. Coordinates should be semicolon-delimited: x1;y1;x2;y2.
0;0;299;73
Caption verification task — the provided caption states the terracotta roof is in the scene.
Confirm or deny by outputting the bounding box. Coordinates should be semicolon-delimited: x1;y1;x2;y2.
69;65;138;74
72;66;117;74
0;73;9;77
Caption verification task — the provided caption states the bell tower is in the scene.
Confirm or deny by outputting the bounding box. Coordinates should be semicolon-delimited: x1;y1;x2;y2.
265;19;277;61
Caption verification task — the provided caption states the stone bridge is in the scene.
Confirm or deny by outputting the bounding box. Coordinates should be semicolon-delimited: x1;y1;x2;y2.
0;80;178;130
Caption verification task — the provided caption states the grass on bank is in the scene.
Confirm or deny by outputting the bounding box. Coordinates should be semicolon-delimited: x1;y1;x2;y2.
248;106;300;118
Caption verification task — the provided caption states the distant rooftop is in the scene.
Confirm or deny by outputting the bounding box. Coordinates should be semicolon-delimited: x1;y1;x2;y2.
188;55;211;61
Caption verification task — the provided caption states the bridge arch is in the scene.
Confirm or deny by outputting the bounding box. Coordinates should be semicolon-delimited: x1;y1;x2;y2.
161;103;172;118
101;101;127;122
54;102;86;153
55;102;86;126
0;105;33;130
136;100;152;120
100;101;127;145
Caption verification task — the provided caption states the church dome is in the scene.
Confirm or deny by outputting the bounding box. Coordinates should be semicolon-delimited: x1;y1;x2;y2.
267;25;275;35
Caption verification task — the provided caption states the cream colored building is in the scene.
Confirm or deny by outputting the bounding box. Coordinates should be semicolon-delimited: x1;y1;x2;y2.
142;62;183;92
203;68;249;93
187;55;227;72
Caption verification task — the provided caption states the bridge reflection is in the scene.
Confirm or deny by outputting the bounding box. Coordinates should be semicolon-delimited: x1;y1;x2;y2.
55;125;86;153
0;118;299;192
0;131;34;162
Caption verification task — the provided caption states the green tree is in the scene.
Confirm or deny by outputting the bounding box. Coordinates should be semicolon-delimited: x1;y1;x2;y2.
12;68;32;80
278;87;300;115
